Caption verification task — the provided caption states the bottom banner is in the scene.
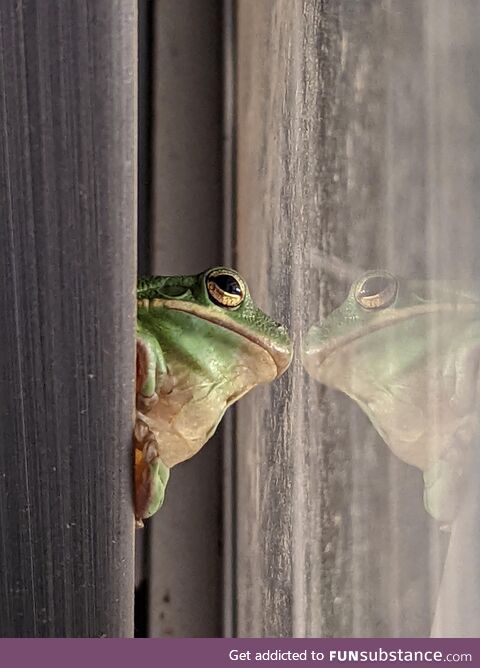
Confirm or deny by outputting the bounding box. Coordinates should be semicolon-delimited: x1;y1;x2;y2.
0;638;477;668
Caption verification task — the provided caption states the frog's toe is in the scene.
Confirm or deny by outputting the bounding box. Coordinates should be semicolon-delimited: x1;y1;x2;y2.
136;391;159;412
143;439;160;465
134;417;150;443
135;457;170;521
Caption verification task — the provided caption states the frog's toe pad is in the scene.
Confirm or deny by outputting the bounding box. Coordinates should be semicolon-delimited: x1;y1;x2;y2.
136;391;159;412
144;440;161;465
134;419;149;443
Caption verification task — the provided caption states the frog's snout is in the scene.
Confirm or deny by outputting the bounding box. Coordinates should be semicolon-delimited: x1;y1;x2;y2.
271;342;294;378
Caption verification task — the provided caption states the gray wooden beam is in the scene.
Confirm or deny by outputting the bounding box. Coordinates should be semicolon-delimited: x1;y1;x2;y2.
147;0;223;638
0;0;136;637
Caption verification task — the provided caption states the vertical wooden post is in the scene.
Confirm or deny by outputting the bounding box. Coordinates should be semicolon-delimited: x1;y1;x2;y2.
147;0;224;637
0;1;136;637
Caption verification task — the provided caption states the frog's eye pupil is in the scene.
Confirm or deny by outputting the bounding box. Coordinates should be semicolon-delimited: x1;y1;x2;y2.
359;276;391;298
355;273;397;310
206;270;246;309
213;274;242;296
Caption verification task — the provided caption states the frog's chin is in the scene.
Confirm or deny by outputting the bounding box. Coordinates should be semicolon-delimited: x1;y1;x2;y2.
161;299;292;377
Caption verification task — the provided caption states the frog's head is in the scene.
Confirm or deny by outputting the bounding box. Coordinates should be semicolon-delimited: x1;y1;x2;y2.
138;267;292;385
303;271;479;471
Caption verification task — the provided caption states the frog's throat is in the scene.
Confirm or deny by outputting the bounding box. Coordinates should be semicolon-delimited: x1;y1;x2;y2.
304;301;478;368
141;298;292;377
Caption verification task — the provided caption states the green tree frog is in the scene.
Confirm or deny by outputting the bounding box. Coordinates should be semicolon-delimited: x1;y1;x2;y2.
303;270;480;523
135;267;293;524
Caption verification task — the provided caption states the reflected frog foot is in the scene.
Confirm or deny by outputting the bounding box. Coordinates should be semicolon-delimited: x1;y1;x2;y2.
423;441;473;524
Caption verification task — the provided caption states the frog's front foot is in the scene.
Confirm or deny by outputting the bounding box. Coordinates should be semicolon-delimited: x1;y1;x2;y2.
136;390;159;413
134;415;170;525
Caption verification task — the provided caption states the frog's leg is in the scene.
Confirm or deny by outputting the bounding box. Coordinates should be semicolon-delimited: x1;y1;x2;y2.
445;321;480;418
424;324;480;524
136;331;173;409
134;417;170;525
423;443;472;524
134;332;172;525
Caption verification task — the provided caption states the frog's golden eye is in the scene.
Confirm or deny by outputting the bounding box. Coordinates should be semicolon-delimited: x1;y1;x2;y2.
355;272;397;310
206;269;246;309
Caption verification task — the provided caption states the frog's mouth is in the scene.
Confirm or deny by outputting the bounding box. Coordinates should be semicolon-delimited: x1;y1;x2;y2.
157;299;293;377
303;301;477;373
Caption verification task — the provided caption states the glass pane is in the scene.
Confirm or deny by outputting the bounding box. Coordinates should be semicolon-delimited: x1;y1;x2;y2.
234;0;480;637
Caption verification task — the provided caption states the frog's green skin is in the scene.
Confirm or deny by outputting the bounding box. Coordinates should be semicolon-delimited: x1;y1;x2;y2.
135;267;292;523
303;271;480;523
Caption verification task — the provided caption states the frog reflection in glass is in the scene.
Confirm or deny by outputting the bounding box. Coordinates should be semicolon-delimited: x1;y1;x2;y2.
303;271;480;524
135;267;293;523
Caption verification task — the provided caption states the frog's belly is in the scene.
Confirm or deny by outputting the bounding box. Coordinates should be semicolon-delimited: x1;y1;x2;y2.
363;387;466;471
142;349;277;467
140;399;228;467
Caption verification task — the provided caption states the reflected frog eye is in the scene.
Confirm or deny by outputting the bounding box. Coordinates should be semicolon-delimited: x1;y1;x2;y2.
206;269;246;309
354;273;398;310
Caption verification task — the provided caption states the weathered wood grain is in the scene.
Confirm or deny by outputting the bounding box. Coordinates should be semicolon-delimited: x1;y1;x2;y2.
0;1;137;637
